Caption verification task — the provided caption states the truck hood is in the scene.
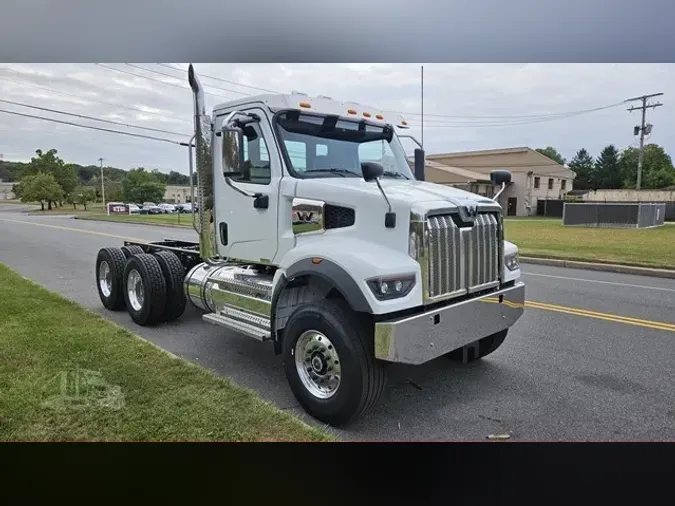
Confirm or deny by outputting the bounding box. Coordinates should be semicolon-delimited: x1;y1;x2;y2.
301;177;498;209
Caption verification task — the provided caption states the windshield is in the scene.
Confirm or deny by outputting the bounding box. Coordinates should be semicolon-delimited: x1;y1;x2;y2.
274;111;415;180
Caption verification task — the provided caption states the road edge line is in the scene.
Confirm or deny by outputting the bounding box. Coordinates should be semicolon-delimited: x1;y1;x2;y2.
520;257;675;279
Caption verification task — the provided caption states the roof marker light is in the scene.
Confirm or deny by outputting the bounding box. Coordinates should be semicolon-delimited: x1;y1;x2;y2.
376;114;384;120
363;112;372;118
299;102;312;108
347;109;357;115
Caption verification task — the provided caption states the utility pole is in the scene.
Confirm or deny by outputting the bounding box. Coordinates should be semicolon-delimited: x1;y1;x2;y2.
98;157;105;208
626;93;663;190
420;65;424;149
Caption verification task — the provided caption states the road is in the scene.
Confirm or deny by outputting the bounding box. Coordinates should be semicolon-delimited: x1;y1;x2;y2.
1;204;674;441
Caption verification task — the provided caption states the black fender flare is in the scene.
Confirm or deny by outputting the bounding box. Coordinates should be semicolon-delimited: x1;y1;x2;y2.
270;258;373;352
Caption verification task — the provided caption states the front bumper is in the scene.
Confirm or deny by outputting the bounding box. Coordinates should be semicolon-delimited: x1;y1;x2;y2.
374;281;525;365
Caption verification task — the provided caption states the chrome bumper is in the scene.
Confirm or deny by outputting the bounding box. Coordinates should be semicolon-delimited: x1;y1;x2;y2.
374;281;525;365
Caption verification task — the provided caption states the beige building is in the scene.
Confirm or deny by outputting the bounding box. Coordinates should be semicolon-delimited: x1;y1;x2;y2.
0;181;16;200
420;147;575;216
164;185;191;204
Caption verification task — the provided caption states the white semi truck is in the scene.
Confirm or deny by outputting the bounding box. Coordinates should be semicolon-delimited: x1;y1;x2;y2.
94;64;525;426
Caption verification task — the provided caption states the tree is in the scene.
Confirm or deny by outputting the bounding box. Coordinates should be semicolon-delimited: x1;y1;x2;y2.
121;167;166;203
19;172;64;211
594;145;622;189
619;144;675;189
568;148;595;190
24;149;77;209
536;146;566;165
67;185;96;210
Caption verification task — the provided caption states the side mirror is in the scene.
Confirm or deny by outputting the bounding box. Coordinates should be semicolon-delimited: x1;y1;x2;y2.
221;126;245;177
361;161;384;182
414;148;425;181
490;169;512;186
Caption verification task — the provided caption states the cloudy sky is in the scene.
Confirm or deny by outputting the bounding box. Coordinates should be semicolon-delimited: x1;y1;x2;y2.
0;63;672;173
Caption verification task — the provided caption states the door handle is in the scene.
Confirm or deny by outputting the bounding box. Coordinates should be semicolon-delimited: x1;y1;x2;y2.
253;193;269;209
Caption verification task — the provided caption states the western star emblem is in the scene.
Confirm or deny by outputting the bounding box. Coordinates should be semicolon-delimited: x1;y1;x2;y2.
464;204;477;217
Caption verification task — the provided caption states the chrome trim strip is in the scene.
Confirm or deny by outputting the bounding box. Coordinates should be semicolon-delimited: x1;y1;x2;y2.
292;198;325;236
374;282;525;365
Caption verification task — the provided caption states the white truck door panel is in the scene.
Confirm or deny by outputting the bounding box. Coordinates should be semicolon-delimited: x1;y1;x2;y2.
213;106;280;263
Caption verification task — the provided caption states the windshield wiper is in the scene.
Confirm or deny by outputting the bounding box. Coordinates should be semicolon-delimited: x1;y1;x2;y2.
304;168;361;177
382;170;410;180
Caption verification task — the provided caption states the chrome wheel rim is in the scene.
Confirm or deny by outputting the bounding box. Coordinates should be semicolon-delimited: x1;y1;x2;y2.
127;269;144;311
294;330;341;399
98;261;112;297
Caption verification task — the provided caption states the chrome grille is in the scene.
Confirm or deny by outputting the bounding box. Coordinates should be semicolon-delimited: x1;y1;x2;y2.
425;213;500;300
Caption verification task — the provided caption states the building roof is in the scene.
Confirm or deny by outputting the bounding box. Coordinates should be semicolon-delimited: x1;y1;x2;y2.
425;146;575;178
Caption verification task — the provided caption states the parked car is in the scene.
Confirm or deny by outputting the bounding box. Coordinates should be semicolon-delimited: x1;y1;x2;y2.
180;203;194;213
146;205;163;215
158;203;177;214
128;204;140;214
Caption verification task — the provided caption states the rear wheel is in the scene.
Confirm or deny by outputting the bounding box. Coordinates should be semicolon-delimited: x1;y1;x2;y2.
153;251;187;322
445;329;509;362
123;253;167;326
282;300;387;427
121;245;144;259
96;247;127;310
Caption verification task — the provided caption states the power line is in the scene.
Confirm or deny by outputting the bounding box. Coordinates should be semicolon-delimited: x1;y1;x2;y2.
0;108;185;146
95;63;230;100
157;63;279;94
127;64;250;97
0;76;192;125
0;98;190;137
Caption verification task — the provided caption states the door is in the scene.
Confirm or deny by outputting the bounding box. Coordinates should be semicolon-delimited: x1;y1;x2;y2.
213;106;280;263
507;197;518;216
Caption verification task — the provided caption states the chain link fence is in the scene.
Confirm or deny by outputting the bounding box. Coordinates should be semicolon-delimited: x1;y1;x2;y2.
562;202;666;228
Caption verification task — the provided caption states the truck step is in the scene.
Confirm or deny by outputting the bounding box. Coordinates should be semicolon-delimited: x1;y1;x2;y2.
202;312;271;342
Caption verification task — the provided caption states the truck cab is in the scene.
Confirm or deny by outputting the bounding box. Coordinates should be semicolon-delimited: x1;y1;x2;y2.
95;64;525;427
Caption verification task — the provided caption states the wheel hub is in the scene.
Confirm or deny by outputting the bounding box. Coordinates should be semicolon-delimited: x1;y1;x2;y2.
295;330;342;399
98;260;112;297
127;269;144;311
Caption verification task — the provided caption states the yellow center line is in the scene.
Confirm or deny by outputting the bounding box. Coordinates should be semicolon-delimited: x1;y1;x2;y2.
2;217;674;333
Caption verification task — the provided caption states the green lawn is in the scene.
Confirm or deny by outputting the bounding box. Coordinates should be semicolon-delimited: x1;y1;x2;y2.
505;219;675;269
0;263;333;442
26;205;193;227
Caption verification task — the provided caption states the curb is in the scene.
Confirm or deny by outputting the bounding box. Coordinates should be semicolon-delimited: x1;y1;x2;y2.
520;257;675;279
73;216;192;230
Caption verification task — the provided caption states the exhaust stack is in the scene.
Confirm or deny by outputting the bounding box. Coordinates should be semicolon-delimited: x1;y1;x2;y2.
188;64;218;261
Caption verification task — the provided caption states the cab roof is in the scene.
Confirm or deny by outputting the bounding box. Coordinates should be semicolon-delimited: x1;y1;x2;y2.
212;92;410;129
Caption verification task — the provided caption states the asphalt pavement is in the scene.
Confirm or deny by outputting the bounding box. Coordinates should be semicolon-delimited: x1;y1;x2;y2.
1;204;674;441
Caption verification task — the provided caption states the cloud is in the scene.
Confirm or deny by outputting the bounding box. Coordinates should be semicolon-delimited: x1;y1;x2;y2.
0;63;673;171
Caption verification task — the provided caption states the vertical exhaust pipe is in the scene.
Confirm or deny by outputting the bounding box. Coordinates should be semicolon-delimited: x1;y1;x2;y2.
188;64;218;261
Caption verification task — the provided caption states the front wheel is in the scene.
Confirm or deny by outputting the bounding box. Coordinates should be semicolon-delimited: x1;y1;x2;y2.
282;300;387;427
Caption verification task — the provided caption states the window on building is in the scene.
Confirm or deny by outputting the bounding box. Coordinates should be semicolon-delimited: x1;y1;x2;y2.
561;179;566;191
548;178;554;190
534;177;540;189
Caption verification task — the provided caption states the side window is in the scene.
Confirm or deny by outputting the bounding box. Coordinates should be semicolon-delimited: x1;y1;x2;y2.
284;141;307;171
232;122;271;184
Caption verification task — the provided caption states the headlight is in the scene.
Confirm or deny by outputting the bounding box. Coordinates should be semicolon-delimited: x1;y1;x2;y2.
367;274;416;301
505;251;519;271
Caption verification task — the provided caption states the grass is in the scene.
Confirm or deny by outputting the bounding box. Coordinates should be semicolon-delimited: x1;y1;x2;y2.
26;204;193;227
505;219;675;269
0;263;333;441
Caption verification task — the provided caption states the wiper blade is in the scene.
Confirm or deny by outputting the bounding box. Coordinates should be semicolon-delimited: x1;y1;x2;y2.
382;170;409;180
304;168;361;177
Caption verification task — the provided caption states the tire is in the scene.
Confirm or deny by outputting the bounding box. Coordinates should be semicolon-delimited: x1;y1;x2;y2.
95;247;127;311
153;251;187;322
123;253;167;326
445;329;509;362
282;300;387;427
121;245;144;259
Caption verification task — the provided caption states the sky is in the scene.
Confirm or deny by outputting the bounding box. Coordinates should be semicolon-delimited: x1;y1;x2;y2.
0;63;673;174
